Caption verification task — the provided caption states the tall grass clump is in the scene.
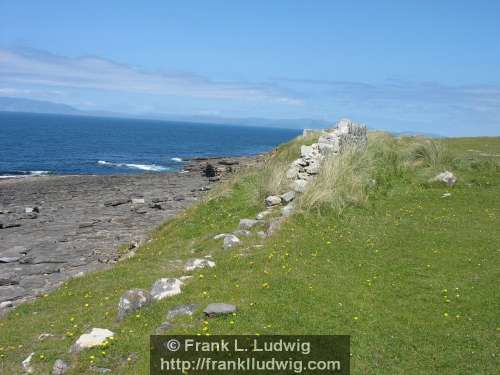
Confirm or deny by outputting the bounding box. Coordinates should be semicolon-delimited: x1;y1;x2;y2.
299;132;455;214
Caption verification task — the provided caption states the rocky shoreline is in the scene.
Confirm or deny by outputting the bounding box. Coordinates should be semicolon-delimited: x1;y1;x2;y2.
0;155;262;313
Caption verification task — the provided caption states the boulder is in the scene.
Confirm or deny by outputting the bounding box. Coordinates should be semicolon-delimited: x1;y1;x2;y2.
238;219;260;230
150;278;183;301
433;171;457;187
184;258;215;272
52;359;69;375
223;235;241;250
70;328;114;353
265;196;281;207
117;289;152;320
203;303;237;317
166;303;197;320
280;191;295;204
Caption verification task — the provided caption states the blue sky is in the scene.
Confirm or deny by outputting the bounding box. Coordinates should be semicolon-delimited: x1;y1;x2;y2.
0;0;499;135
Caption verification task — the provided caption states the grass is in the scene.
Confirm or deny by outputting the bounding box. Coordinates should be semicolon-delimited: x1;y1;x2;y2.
0;134;498;374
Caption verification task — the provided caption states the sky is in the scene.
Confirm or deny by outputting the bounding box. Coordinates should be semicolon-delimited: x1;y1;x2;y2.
0;0;499;136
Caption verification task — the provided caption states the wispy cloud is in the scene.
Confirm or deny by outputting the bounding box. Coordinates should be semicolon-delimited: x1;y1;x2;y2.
0;48;301;104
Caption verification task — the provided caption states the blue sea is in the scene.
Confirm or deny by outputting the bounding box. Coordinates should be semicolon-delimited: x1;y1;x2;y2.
0;112;301;177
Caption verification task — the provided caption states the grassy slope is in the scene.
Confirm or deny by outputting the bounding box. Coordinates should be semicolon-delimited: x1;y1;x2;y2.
0;136;498;374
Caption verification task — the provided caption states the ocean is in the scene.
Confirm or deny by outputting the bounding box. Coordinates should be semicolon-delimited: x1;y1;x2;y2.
0;112;301;177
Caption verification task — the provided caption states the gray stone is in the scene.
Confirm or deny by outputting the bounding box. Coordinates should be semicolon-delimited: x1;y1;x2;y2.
213;233;227;240
150;278;182;301
223;235;241;250
70;328;114;353
256;231;267;239
203;303;237;317
52;359;69;375
286;166;299;179
305;163;320;175
0;257;20;263
280;191;295;204
0;221;20;229
131;198;145;204
117;289;152;320
265;195;281;207
184;259;215;272
434;171;457;187
166;303;197;319
238;219;260;230
0;285;25;303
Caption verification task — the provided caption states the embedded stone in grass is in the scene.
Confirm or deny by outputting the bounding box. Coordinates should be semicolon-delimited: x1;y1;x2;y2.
279;191;296;204
223;235;241;250
52;359;69;375
433;171;457;187
166;303;197;319
203;303;237;317
213;233;227;240
69;328;114;353
150;278;183;301
184;258;215;272
117;288;152;321
265;195;281;206
238;219;260;230
256;231;267;239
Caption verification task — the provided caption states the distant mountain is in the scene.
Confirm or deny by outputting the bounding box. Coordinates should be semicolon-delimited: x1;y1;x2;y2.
0;96;330;129
0;97;80;115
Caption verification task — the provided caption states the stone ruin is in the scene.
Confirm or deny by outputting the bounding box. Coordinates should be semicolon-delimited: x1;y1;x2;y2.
288;118;368;193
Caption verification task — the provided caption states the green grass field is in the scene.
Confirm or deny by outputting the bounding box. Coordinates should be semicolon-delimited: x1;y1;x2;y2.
0;135;498;374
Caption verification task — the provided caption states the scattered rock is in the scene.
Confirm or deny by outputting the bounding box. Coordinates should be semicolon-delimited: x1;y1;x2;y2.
52;359;69;375
89;366;112;373
22;352;35;374
256;231;267;239
434;171;457;187
117;289;152;320
38;333;55;341
166;303;197;319
70;328;114;353
149;202;163;210
25;207;40;214
280;191;295;204
265;195;281;207
238;219;260;230
184;258;215;272
223;235;241;250
203;303;237;317
255;210;272;220
150;278;183;301
442;192;452;198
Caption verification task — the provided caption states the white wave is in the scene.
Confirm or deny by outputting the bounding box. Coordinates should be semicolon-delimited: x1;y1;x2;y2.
97;160;168;172
30;170;50;176
171;157;183;162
